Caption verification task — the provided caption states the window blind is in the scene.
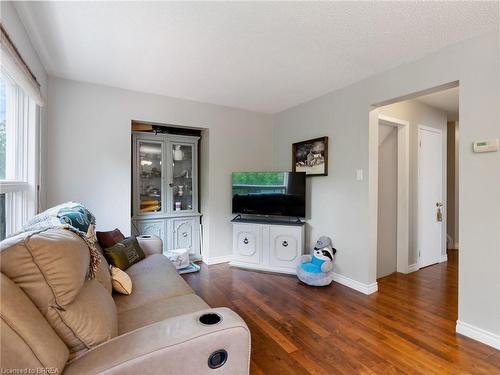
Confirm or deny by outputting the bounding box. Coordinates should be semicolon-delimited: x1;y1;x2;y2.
0;24;44;106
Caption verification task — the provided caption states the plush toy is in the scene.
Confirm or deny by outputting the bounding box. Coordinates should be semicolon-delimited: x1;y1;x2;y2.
297;236;337;286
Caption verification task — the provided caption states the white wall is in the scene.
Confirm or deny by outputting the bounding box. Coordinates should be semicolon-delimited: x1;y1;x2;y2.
377;125;397;278
46;77;274;260
274;32;499;343
1;1;48;211
379;100;448;265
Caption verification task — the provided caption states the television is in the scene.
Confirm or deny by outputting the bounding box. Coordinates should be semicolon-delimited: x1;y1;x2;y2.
232;172;306;218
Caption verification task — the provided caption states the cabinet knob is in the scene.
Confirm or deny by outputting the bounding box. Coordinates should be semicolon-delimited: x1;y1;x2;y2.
243;237;249;245
282;240;288;247
182;232;188;237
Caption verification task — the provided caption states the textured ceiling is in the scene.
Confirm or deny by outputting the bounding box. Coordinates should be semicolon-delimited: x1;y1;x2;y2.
14;2;499;113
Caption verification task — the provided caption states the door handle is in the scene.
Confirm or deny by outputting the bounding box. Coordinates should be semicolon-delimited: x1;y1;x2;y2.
436;202;443;207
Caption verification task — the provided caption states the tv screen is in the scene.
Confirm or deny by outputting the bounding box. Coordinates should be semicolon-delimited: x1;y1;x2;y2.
232;172;306;218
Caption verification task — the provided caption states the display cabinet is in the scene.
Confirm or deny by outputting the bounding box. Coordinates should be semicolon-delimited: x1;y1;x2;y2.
132;132;201;259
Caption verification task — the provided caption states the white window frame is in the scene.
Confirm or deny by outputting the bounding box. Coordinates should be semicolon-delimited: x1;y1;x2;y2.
0;70;40;238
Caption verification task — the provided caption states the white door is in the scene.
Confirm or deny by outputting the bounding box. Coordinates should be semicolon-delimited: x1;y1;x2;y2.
418;126;443;268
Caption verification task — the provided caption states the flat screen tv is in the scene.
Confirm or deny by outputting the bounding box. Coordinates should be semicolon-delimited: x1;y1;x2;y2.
232;172;306;218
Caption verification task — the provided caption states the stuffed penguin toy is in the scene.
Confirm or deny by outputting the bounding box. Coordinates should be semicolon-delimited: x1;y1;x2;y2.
297;236;337;286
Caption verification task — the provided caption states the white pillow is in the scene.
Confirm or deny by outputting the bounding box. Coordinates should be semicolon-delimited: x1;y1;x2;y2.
109;265;132;295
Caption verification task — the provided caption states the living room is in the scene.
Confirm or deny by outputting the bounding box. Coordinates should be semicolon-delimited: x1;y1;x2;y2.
1;1;499;374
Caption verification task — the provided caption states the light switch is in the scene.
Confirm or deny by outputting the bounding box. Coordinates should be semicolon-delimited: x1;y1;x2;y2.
356;169;363;181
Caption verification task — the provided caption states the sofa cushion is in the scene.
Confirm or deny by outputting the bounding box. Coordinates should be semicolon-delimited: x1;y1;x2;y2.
0;273;69;372
117;294;209;334
104;237;145;270
47;279;118;358
0;229;118;357
113;254;193;313
110;265;133;295
0;229;90;314
94;248;112;294
96;228;125;248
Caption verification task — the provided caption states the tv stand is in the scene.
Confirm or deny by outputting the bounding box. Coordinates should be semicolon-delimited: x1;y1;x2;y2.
230;219;305;275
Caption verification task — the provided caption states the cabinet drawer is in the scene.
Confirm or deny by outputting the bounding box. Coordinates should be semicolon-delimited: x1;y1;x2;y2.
269;226;302;268
232;224;261;264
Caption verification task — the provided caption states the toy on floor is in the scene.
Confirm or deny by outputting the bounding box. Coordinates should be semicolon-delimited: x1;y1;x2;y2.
297;236;337;286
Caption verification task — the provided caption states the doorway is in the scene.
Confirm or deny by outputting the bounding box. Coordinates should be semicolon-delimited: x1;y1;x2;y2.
370;83;459;284
376;115;410;278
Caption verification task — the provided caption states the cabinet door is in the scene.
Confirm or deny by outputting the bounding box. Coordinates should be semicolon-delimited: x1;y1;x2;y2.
133;220;166;252
269;226;302;269
170;217;200;257
168;140;198;214
232;224;261;264
134;138;165;216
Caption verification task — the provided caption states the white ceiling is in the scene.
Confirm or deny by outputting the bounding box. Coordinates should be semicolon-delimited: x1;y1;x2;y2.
416;87;459;121
14;2;499;114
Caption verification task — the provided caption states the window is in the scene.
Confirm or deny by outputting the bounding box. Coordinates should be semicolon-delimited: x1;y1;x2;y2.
0;72;39;240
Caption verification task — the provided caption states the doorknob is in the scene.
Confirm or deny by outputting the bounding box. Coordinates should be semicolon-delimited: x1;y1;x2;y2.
436;202;443;207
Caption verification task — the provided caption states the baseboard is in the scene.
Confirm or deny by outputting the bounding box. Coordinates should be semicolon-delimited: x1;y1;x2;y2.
407;263;419;273
202;255;231;265
440;254;448;263
331;272;378;295
456;320;500;350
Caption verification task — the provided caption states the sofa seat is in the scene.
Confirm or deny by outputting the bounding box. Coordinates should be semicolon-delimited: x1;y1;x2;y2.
113;254;193;313
118;293;209;334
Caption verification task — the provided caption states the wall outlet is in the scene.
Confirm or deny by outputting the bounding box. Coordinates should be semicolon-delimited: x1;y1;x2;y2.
356;169;363;181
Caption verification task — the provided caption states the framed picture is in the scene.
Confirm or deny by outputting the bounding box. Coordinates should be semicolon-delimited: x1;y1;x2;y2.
292;136;328;176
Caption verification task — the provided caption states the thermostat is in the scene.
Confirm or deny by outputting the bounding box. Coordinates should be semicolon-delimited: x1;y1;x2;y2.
473;139;499;153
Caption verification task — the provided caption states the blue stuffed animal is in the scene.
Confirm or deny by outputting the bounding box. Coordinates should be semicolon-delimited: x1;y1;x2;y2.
297;236;337;286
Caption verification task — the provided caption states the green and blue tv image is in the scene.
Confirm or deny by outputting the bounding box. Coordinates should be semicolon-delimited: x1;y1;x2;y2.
232;172;306;218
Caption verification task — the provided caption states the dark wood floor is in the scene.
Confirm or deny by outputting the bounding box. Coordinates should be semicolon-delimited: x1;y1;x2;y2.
182;251;500;374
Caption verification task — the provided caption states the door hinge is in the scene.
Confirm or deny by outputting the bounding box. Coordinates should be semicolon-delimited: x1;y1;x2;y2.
419;140;421;147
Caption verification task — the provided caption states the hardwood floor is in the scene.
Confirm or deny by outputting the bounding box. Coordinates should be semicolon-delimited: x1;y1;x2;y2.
182;250;499;374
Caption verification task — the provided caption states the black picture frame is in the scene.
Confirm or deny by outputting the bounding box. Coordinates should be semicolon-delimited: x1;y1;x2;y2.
292;136;328;177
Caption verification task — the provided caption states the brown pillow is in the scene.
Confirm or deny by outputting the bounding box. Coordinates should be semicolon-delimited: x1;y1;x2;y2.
96;228;125;248
103;237;145;270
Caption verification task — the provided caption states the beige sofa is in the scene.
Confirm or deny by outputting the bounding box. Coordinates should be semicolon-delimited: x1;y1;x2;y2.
0;229;250;374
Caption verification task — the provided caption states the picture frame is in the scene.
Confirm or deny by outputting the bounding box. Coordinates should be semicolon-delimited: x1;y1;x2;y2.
292;136;328;177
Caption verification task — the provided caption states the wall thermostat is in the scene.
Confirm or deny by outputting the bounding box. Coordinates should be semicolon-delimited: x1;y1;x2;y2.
473;139;499;153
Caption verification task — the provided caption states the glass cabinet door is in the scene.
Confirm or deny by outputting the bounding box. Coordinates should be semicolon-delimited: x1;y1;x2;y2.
138;141;163;214
170;143;194;212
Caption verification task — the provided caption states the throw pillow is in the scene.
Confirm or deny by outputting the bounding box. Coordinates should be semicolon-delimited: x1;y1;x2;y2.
103;237;145;270
96;228;125;248
109;266;132;295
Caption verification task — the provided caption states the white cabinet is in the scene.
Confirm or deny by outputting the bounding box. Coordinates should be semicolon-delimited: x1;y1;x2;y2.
269;226;302;269
132;220;166;252
169;217;200;258
232;224;261;264
231;221;304;274
132;132;201;259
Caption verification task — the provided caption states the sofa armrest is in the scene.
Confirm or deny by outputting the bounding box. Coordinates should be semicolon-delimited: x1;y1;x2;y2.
63;307;250;375
136;235;163;256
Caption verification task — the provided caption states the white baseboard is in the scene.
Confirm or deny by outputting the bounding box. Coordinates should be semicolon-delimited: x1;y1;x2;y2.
331;272;378;295
440;254;448;263
202;255;231;265
456;320;500;350
407;263;419;273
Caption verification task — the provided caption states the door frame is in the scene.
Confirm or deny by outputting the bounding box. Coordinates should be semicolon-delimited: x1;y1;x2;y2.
377;114;410;274
417;124;446;268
